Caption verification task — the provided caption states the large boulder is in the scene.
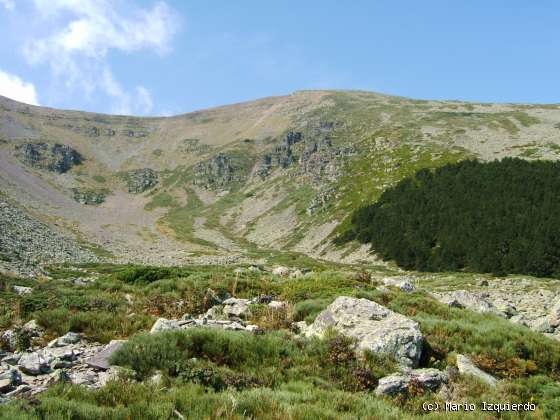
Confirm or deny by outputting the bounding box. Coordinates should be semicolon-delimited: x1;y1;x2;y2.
304;296;423;367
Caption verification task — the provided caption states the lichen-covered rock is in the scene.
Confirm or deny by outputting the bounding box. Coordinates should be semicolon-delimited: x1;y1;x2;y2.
16;142;83;173
304;296;423;367
375;368;448;396
124;168;158;193
72;189;106;205
456;354;498;387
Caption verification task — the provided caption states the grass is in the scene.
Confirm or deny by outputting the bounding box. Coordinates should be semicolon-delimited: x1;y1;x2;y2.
2;265;560;418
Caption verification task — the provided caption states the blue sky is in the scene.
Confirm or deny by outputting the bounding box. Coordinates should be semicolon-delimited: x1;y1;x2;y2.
0;1;558;115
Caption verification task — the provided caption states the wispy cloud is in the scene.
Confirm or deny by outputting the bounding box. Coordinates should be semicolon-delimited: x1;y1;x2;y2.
0;69;39;105
0;0;15;11
22;0;180;115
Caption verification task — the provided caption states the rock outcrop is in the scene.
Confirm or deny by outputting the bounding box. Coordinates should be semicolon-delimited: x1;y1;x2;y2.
15;142;83;173
193;152;249;190
304;296;423;367
71;189;106;205
124;168;159;193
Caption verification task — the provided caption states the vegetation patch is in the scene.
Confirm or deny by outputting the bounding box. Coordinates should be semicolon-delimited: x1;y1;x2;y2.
339;158;560;278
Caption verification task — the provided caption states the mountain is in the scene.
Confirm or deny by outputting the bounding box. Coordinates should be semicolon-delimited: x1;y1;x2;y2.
2;89;560;275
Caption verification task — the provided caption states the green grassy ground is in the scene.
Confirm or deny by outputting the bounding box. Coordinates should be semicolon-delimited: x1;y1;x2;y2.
1;265;560;418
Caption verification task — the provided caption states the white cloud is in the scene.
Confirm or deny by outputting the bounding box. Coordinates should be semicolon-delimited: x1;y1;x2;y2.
0;70;39;105
0;0;15;11
22;0;179;114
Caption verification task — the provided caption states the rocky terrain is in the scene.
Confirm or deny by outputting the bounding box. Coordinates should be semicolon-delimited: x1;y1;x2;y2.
0;195;98;277
2;91;560;418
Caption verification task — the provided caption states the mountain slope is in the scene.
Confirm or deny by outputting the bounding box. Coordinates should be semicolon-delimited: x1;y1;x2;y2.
2;90;560;273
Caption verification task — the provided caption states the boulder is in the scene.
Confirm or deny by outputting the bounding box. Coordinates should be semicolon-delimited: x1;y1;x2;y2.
87;340;126;370
304;296;423;367
49;332;82;347
22;320;42;336
18;351;50;375
456;354;498;387
375;368;448;396
1;330;17;352
222;298;251;318
0;369;21;393
150;318;180;333
290;269;303;279
13;286;33;295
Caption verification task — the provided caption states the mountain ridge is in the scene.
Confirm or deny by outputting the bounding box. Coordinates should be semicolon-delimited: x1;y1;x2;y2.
2;89;560;275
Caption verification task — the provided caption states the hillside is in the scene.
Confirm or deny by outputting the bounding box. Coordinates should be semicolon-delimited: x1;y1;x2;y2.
3;90;560;275
3;91;560;417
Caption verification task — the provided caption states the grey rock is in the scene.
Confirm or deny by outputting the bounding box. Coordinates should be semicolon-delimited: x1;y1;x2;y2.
375;373;409;396
86;340;126;370
13;286;33;295
18;352;50;375
0;330;16;352
268;301;287;310
150;318;180;333
222;298;251;318
22;320;42;336
456;354;498;387
527;317;555;333
305;296;423;367
375;368;448;396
